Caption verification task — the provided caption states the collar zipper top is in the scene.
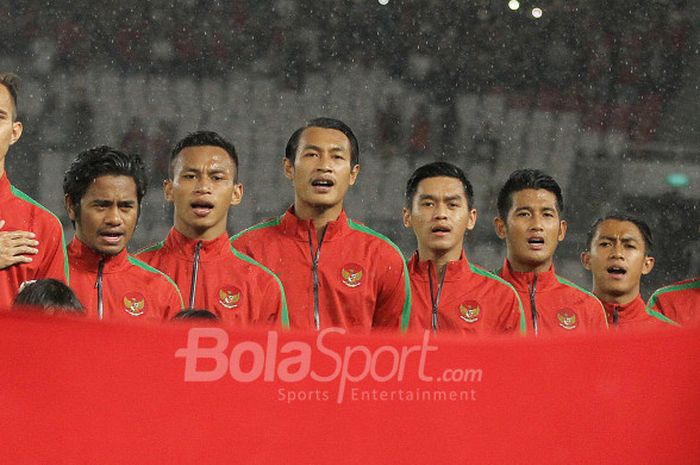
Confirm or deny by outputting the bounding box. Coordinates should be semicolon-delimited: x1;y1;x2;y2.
529;273;539;336
427;262;446;333
189;241;202;309
308;227;327;331
96;258;105;320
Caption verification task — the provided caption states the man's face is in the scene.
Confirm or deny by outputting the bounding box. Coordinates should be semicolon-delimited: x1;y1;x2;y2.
164;145;242;240
403;176;477;261
581;219;654;303
494;188;567;272
0;85;23;171
284;127;360;212
66;175;139;256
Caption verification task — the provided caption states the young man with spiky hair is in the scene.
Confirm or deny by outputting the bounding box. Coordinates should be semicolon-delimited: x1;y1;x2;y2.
231;118;410;332
403;161;525;335
493;169;607;336
64;146;182;320
137;131;287;327
581;213;676;330
647;277;700;327
0;72;68;308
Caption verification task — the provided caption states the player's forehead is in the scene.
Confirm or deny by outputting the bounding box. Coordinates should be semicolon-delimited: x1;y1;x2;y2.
298;127;350;151
83;175;138;200
175;145;235;171
510;188;558;211
415;176;467;200
594;219;643;242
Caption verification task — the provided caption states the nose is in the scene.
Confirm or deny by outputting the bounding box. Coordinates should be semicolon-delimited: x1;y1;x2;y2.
528;213;544;231
316;152;333;171
194;176;212;193
434;202;448;219
610;241;624;259
104;205;123;226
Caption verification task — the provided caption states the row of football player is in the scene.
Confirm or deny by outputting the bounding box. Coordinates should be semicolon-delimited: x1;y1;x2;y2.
1;73;697;332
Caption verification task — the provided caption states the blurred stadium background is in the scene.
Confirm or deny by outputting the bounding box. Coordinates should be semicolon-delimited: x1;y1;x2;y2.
1;0;698;296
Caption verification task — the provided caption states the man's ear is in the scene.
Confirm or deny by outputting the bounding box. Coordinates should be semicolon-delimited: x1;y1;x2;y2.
10;121;23;145
494;217;507;240
641;255;655;275
558;219;568;242
402;207;412;229
163;179;173;203
466;208;478;232
580;251;591;271
348;164;361;186
230;183;243;206
283;157;294;181
64;194;77;222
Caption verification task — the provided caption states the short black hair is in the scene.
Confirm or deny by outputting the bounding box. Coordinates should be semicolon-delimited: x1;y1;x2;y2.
497;169;564;220
172;309;219;321
63;145;147;219
0;72;20;120
405;161;474;208
585;213;654;254
170;131;239;181
13;279;84;313
285;117;359;166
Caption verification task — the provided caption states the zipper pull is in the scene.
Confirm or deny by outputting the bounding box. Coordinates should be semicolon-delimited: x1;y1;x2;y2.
96;258;105;320
189;241;202;309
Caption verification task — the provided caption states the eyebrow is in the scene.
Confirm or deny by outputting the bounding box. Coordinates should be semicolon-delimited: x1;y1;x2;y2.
302;144;346;153
598;235;640;243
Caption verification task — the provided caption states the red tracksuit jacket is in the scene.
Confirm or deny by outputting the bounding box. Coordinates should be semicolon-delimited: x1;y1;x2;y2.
407;252;525;335
602;294;677;330
137;228;288;327
231;208;410;332
497;259;608;335
647;277;699;326
0;173;68;308
68;237;182;321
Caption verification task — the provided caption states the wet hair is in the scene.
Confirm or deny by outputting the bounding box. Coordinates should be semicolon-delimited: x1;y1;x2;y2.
63;145;147;220
497;169;564;220
404;161;474;209
585;213;654;254
13;279;84;314
0;72;20;120
169;130;239;181
172;309;219;320
285;117;359;166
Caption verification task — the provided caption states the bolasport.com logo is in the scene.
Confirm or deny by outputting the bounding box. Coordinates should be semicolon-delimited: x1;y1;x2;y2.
175;328;483;404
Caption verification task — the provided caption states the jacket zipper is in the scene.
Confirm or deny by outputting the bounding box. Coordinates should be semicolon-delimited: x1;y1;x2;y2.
529;273;539;336
308;227;327;331
189;241;202;309
96;258;105;320
427;262;446;333
612;305;619;326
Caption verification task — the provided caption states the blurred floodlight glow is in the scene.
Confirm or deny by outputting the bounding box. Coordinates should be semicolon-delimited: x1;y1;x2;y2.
378;0;389;5
508;0;520;10
666;173;690;187
532;7;543;18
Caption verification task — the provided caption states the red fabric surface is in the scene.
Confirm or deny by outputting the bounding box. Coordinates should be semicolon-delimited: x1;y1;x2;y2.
1;311;698;464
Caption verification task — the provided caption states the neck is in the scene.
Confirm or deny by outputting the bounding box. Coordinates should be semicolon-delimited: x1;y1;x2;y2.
594;286;639;306
508;256;552;273
293;200;342;235
418;246;462;272
175;221;224;242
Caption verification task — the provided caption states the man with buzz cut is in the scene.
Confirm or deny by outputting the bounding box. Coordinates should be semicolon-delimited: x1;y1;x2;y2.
231;117;410;332
403;161;525;335
493;169;608;336
647;277;700;327
64;146;182;320
137;131;287;327
581;213;676;330
0;72;68;308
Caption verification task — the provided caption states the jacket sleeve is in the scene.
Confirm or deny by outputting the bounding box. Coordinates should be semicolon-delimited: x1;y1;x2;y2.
372;247;411;332
162;276;184;320
37;217;69;284
499;286;526;336
259;273;289;329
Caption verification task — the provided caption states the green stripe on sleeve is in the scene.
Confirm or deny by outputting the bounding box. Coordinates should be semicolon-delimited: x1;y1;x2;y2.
127;255;184;308
470;264;527;335
230;215;283;242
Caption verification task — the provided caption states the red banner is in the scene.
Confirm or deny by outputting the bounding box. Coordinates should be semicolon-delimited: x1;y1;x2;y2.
1;312;698;464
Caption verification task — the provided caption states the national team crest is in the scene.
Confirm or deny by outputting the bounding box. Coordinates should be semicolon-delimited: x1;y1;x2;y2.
459;300;481;323
123;292;146;316
557;309;578;330
341;263;364;288
218;286;241;309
